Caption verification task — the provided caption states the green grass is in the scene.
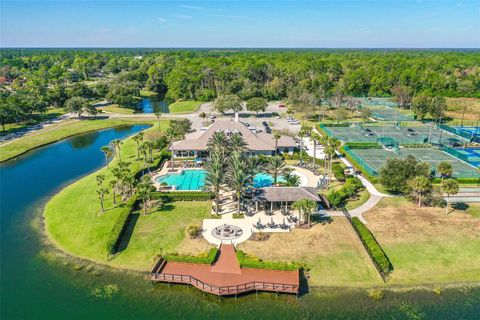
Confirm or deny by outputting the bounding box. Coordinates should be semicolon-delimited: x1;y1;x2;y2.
44;123;200;270
140;89;159;97
0;118;159;162
112;201;212;269
168;101;202;114
101;105;136;115
0;107;66;135
345;188;370;210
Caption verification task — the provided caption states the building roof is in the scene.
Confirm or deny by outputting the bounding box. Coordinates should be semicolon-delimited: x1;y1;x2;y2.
172;120;296;152
253;187;321;202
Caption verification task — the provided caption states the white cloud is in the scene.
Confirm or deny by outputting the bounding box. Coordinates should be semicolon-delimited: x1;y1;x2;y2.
157;17;167;23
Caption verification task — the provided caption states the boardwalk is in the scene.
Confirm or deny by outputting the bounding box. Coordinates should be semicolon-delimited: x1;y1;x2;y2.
151;244;299;296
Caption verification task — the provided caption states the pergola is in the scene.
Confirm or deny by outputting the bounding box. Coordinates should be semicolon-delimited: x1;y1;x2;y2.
252;187;323;212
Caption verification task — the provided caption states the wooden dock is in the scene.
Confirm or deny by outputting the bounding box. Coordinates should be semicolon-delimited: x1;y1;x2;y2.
151;244;299;296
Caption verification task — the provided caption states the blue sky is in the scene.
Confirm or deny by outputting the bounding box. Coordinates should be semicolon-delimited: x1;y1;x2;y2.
1;1;479;48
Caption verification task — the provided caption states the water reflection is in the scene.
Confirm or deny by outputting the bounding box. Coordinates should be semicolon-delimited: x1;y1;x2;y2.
68;132;100;149
138;97;172;113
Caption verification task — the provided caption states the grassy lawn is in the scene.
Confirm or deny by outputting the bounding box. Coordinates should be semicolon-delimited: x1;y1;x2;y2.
445;97;480;122
44;123;172;269
140;89;159;97
100;104;136;115
364;197;480;285
0;107;66;135
112;202;213;270
238;217;382;287
0;118;155;162
345;188;370;210
168;100;202;114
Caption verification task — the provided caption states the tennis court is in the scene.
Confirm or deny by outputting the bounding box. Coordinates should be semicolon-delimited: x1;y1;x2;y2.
349;148;480;178
324;124;468;145
358;97;398;107
453;126;479;137
447;147;480;167
368;106;415;121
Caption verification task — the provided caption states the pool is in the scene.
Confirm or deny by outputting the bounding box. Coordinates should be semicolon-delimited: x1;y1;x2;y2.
156;170;285;190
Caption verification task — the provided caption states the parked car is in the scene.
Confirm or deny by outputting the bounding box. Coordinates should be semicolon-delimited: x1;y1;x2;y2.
262;121;268;126
265;126;272;133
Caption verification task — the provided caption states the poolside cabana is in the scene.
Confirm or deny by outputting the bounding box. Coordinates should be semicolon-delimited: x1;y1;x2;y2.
252;187;323;212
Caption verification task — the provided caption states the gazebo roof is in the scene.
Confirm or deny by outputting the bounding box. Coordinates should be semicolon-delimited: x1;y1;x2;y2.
253;187;320;202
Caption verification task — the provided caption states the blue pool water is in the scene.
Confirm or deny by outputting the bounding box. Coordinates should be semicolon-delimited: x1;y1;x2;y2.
156;170;284;190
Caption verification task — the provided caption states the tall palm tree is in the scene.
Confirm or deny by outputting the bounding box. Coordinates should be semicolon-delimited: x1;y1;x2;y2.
132;133;144;160
310;132;321;172
145;141;155;163
408;175;431;207
302;199;318;227
273;131;282;155
109;179;118;204
96;174;105;188
292;199;305;225
97;187;109;214
267;155;286;184
137;176;155;215
437;162;453;182
165;129;177;171
207;131;229;155
230;132;247;153
110;139;123;162
100;146;113;168
442;178;459;215
227;152;252;213
246;155;264;177
204;151;225;215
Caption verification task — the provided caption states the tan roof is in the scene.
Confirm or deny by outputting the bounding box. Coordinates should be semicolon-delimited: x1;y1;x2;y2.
253;187;321;202
172;120;296;151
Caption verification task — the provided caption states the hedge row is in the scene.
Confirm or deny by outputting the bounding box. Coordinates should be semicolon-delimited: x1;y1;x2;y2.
235;250;300;271
344;142;382;149
351;217;392;277
152;191;214;201
105;196;137;256
432;177;480;185
164;248;219;264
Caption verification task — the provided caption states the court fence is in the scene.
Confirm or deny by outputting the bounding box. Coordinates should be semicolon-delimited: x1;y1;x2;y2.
342;146;379;177
439;124;477;141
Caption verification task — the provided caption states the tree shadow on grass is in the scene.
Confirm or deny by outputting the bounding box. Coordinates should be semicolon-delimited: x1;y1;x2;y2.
310;214;333;226
452;202;469;212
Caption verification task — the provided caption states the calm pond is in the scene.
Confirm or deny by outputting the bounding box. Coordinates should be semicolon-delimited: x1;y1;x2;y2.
138;96;172;113
0;126;479;319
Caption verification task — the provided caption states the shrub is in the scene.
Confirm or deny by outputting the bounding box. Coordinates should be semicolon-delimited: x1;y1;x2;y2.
235;250;300;271
351;217;392;276
327;189;343;208
185;224;202;239
367;289;384;301
332;163;346;182
344;142;381;149
164;248;219;264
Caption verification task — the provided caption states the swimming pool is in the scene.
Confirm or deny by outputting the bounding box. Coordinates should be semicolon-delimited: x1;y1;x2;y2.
156;170;285;190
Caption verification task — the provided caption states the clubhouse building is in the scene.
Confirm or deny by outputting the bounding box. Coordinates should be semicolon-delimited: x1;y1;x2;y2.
171;120;297;158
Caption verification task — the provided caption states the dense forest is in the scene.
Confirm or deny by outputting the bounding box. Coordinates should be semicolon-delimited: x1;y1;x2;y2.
1;49;479;127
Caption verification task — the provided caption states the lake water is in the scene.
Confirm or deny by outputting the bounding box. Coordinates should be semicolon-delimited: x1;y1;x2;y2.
0;126;479;319
138;97;172;113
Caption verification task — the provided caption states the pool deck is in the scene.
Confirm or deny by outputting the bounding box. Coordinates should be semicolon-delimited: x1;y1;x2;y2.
151;244;300;296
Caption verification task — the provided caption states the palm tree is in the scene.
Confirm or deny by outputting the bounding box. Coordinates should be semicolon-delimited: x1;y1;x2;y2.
110;139;123;162
437;162;453;182
292;199;305;225
227;152;252;213
298;129;306;166
96;174;105;188
145;141;155;162
442;179;459;215
100;146;113;168
283;172;300;186
137;176;155;215
207;131;229;155
302;199;318;228
230;132;247;153
132;133;144;160
407;175;431;207
165;129;177;171
154;112;161;131
246;155;264;177
204;151;225;215
97;187;109;214
310;132;321;172
267;155;286;184
109;179;118;204
273;131;281;155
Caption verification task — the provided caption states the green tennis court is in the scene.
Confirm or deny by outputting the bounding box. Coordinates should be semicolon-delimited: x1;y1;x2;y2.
350;148;480;178
368;106;415;121
326;125;467;145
